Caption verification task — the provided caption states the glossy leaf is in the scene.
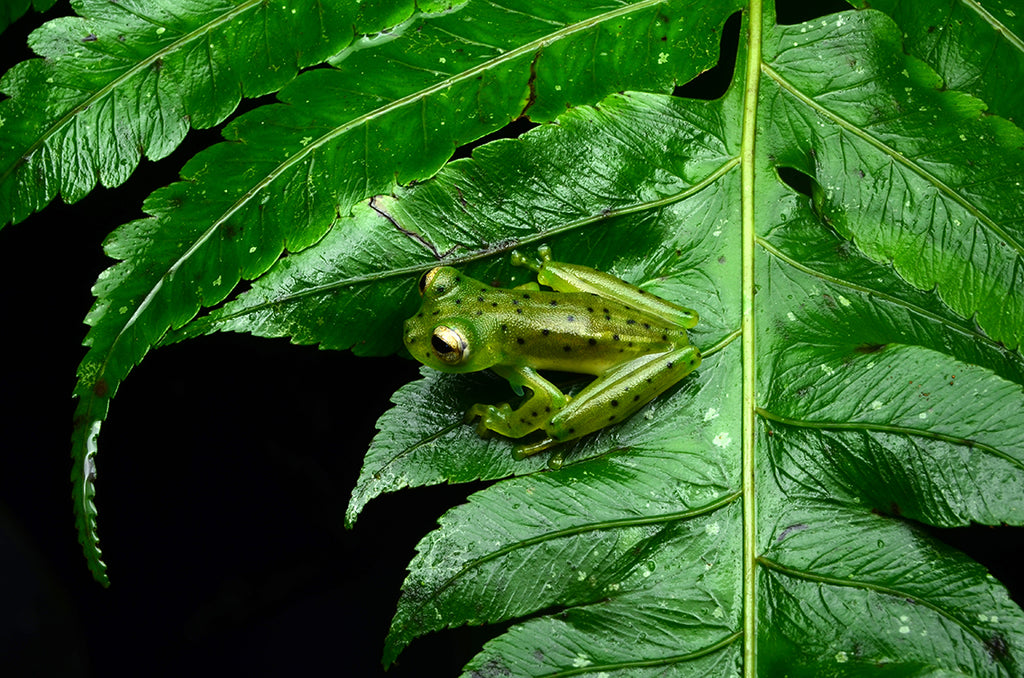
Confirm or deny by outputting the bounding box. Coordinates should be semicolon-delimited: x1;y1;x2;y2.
0;0;410;226
158;2;1024;674
846;0;1024;123
62;0;740;585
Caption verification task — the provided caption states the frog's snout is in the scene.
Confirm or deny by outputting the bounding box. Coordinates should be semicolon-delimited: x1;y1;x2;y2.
402;317;424;351
402;318;414;346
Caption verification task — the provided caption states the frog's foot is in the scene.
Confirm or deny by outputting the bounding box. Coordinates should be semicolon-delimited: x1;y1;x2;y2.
466;402;515;438
510;245;552;273
510;249;541;272
547;449;566;470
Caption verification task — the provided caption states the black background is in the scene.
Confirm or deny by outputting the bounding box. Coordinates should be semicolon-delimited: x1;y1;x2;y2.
2;2;1021;676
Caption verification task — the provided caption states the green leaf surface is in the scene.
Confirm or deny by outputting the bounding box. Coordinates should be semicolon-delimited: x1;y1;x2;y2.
846;0;1024;123
9;0;1019;673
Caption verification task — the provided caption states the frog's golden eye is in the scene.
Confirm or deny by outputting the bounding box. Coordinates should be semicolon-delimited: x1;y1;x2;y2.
431;325;468;364
419;267;442;296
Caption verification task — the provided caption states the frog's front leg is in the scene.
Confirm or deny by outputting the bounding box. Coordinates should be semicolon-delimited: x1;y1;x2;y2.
466;365;569;439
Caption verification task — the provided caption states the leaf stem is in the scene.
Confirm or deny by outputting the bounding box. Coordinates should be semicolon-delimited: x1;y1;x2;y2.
740;0;764;674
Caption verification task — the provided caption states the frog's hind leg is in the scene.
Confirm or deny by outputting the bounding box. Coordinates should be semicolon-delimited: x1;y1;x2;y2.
540;344;702;450
512;246;698;328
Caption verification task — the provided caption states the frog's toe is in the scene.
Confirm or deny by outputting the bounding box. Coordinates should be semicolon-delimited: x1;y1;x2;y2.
513;436;557;459
511;249;542;272
467;403;513;437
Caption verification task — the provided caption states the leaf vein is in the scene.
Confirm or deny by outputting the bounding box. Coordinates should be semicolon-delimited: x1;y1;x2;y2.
758;556;1015;675
756;407;1024;472
755;235;1007;354
761;63;1024;262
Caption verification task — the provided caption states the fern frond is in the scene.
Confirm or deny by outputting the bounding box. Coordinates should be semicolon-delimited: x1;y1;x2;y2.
68;0;738;584
0;0;405;227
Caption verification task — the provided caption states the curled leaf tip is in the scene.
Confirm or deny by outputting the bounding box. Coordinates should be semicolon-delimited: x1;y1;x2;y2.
72;415;110;586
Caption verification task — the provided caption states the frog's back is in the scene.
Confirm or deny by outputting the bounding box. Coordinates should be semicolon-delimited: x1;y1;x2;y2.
474;286;688;375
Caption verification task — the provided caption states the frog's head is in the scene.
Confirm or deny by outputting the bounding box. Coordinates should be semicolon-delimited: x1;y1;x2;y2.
403;266;491;373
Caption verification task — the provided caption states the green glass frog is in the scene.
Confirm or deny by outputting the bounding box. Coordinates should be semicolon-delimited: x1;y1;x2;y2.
403;246;701;464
